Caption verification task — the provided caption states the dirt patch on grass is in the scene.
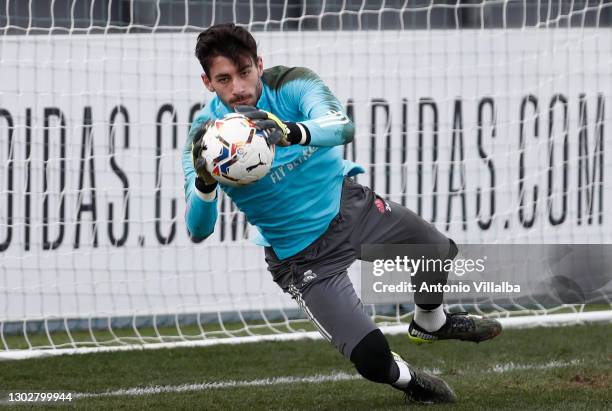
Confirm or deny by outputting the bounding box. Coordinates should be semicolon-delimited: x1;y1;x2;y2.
569;373;611;389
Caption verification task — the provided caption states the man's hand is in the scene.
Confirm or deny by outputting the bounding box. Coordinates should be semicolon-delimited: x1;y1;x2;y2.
191;120;218;186
235;105;292;146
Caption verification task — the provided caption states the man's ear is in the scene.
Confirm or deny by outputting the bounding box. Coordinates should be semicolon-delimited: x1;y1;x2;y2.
256;56;263;76
201;73;214;92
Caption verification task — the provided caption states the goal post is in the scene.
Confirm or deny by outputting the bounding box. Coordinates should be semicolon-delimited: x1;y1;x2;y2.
1;0;611;359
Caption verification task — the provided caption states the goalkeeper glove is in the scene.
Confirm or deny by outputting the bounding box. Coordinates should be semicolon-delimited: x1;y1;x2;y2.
191;120;218;192
235;105;310;146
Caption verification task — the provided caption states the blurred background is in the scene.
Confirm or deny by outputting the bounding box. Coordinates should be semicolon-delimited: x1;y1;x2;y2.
2;0;612;34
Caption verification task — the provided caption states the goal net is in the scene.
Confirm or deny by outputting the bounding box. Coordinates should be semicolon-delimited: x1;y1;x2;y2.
1;0;611;358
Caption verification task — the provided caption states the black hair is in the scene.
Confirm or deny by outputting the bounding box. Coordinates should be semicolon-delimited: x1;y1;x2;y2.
195;23;258;76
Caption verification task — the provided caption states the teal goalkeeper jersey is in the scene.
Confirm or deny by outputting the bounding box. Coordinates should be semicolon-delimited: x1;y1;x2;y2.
182;66;363;260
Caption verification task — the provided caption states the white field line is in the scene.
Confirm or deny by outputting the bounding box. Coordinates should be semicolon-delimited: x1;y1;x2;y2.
72;360;581;399
72;372;361;399
490;359;582;373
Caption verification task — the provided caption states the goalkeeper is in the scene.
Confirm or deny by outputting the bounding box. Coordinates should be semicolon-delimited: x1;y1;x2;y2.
183;23;501;404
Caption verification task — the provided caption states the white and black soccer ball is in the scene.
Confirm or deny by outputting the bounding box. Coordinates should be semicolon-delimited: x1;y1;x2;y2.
200;113;275;187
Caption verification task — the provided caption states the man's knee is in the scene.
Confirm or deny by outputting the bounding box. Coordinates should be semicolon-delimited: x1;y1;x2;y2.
350;329;394;384
421;230;457;261
446;238;458;259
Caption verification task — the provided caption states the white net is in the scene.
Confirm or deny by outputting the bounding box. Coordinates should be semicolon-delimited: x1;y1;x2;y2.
0;0;611;356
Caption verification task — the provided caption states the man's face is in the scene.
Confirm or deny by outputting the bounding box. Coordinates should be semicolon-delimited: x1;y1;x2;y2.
202;55;263;109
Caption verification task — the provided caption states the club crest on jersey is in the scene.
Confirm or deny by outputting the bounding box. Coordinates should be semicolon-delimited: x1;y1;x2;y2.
375;198;391;214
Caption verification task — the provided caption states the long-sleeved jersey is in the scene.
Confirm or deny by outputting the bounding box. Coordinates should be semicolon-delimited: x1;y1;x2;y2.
182;66;363;260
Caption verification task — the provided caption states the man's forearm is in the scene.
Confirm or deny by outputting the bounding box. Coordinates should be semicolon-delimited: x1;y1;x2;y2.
301;112;354;147
185;175;218;240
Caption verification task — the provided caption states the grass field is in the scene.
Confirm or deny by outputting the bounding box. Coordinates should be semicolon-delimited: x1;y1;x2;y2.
0;323;610;410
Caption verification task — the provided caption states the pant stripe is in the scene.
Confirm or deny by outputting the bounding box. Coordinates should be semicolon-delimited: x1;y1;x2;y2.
289;285;333;342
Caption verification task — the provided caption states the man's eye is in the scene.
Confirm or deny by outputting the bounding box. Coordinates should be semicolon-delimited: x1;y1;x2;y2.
241;70;250;77
218;78;229;84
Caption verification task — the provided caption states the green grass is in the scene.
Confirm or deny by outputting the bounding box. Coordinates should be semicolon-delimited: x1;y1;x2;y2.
4;303;608;351
0;323;610;410
0;318;318;350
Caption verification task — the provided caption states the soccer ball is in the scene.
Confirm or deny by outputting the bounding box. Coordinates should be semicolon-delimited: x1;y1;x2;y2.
200;113;275;187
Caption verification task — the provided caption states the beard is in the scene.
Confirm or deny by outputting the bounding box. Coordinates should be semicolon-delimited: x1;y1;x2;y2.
227;78;263;109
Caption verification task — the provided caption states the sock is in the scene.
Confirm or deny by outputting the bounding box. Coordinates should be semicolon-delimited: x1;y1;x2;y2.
414;305;447;332
391;358;412;389
350;329;398;384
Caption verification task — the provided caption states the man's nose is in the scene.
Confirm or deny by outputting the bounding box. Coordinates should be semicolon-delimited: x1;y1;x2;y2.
232;77;246;94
